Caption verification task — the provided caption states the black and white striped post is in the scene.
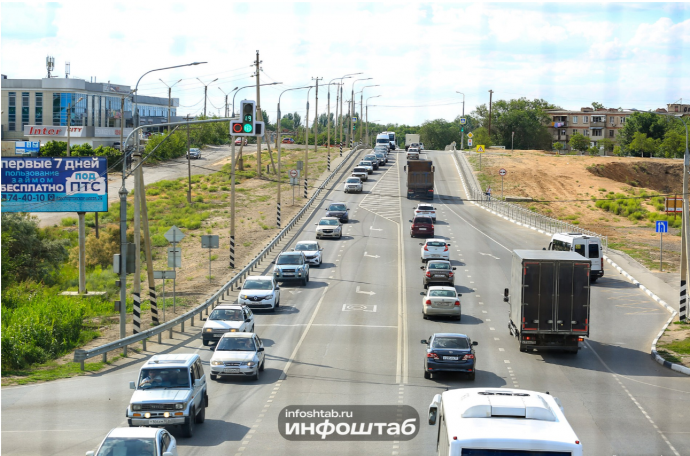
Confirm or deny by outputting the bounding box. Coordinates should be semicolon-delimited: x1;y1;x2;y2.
681;279;687;321
304;177;308;199
133;292;141;334
327;152;331;171
277;202;281;228
149;287;159;325
230;235;235;269
339;142;343;157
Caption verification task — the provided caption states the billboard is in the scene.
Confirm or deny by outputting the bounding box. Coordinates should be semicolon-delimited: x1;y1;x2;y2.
15;141;41;155
1;157;108;213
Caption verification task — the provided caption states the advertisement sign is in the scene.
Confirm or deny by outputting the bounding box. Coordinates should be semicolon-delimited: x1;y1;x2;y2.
23;125;88;137
15;141;41;155
1;157;108;212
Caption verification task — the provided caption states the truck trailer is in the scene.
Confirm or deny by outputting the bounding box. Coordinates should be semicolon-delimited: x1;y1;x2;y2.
505;250;590;353
405;134;420;150
404;160;434;200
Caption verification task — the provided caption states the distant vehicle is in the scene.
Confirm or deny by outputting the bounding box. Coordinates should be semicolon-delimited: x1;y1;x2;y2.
201;304;255;345
421;260;456;289
376;133;391;149
374;145;389;155
127;354;207;438
548;233;604;282
410;215;434;238
422;286;461;320
407;148;420;160
407;142;420;151
273;251;309;285
352;168;368;182
315;217;343;240
414;203;436;222
364;154;380;168
421;333;477;380
293;240;323;267
428;388;582;455
210;332;265;381
282;137;295;144
420;239;450;262
238;276;280;311
506;250;591;353
358;160;374;173
86;427;178;456
325;202;349;223
374;152;387;165
384;131;397;150
235;138;248;146
187;147;201;159
419;142;425;151
404;160;434;199
344;177;363;193
405;134;420;150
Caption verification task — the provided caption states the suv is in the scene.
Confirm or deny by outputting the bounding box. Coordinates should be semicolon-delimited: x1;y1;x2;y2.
201;304;255;345
364;154;381;167
127;354;208;438
186;148;201;159
238;276;280;311
352;167;369;181
273;251;309;285
410;216;434;237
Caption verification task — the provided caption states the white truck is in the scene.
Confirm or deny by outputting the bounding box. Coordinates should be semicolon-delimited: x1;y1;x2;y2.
405;134;420;151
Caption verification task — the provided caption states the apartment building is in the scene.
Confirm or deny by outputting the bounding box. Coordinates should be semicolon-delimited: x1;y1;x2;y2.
546;107;633;151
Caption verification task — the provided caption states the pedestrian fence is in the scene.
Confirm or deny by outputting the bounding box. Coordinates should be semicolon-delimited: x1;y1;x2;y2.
74;145;364;369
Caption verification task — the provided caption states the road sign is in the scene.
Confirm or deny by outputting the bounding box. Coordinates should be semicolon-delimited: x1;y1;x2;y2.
499;168;507;176
296;161;303;170
290;177;299;185
467;132;474;139
15;141;40;155
167;247;181;268
656;221;668;233
289;169;298;178
153;270;177;279
476;145;485;153
665;197;682;213
352;117;358;122
201;235;219;249
164;225;185;243
460;118;467;125
467;138;473;147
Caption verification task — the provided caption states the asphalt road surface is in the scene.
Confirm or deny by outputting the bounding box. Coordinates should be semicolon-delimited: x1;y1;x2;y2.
3;149;689;456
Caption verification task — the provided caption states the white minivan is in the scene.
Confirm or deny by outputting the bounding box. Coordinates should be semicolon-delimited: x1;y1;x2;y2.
548;233;604;282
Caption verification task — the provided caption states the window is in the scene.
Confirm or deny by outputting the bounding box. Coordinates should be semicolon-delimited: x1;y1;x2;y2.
572;116;578;124
574;244;586;257
584;130;590;136
161;433;171;452
35;93;43;125
621;116;627;124
609;130;614;137
552;239;572;252
592;129;602;137
573;129;577;135
8;92;15;130
583;116;589;123
588;243;600;259
610;117;616;125
21;92;29;129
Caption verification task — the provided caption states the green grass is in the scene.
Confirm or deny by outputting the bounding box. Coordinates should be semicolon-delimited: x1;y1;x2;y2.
2;360;107;385
659;338;690;356
656;349;683;364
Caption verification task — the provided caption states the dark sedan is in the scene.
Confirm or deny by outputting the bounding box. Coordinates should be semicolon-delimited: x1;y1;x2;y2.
325;202;349;223
421;260;456;288
421;333;478;380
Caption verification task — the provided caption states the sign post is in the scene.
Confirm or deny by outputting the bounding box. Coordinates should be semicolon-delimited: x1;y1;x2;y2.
201;235;219;283
657;221;668;271
164;226;185;313
499;168;507;200
153;270;176;322
289;169;300;206
476;144;485;170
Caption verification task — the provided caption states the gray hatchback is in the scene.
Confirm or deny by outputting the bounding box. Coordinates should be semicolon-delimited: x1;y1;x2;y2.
422;260;456;288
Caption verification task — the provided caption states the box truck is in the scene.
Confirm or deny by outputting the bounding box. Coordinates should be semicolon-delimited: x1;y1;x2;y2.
404;160;434;199
405;134;420;150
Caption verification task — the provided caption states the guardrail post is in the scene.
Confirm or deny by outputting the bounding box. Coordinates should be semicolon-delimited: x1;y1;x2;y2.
158;332;162;344
191;314;194;327
80;359;85;371
142;338;147;351
124;346;128;357
103;353;107;363
169;327;173;339
181;320;185;333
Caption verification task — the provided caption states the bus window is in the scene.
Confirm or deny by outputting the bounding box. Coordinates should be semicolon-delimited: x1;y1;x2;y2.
588;243;600;258
574;244;585;257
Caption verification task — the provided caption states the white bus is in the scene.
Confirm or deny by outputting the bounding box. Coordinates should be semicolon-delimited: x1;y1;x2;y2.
428;388;582;456
547;233;603;283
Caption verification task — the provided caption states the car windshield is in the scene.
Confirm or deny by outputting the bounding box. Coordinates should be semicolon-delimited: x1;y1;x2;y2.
419;206;433;211
354;168;366;173
414;217;432;224
319;219;339;226
329;204;347;211
277;255;302;265
429;290;456;298
429;262;450;270
295;243;319;251
209;309;244;321
376;153;384;158
365;155;376;160
96;438;155;456
432;337;469;350
138;368;190;389
243;280;273;290
360;161;372;166
216;337;256;352
346;178;360;183
427;241;446;247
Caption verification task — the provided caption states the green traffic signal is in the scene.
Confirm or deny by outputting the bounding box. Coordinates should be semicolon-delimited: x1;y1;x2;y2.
244;124;253;133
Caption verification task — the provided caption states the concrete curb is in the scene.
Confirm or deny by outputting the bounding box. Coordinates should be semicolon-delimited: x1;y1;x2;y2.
454;151;690;376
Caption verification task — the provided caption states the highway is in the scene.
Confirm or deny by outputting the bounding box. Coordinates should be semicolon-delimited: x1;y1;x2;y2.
3;149;689;456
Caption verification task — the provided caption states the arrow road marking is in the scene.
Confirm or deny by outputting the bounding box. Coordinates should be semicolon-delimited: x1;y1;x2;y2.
356;286;376;295
363;252;380;259
370;227;383;231
479;252;500;260
288;290;303;295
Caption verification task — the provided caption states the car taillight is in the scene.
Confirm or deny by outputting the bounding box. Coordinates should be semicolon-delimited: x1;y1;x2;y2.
449;272;454;277
425;299;432;305
426;271;431;278
431;225;434;229
427;352;439;359
444;245;448;251
462;354;475;360
424;245;429;251
454;300;460;306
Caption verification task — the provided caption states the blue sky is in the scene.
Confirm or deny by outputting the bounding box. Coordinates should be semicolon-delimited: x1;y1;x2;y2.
2;2;689;125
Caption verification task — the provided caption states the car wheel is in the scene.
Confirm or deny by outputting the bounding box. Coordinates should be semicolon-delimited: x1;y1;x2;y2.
302;278;307;286
456;315;462;321
423;371;431;380
181;409;195;437
195;402;206;424
468;371;476;381
590;277;598;284
210;374;217;381
203;340;209;346
423;313;428;320
338;233;342;239
259;359;265;372
423;282;428;289
252;368;260;381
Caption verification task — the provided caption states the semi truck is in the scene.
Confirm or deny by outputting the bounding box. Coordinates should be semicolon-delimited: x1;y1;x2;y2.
405;134;420;150
505;250;591;354
404;160;434;199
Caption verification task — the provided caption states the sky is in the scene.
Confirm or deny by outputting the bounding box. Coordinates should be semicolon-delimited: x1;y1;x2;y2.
2;2;689;126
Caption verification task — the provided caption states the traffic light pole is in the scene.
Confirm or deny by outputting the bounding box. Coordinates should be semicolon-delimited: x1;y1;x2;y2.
230;139;236;271
255;51;262;178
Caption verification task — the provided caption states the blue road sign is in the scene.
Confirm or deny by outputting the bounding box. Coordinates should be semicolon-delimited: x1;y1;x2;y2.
15;141;40;155
656;220;668;233
460;117;467;125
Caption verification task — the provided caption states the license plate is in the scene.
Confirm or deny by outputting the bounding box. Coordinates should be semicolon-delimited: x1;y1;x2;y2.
433;275;445;278
418;228;427;231
149;419;167;424
430;254;439;257
522;341;537;345
224;368;240;373
438;302;451;307
213;334;222;338
443;356;459;361
283;274;294;277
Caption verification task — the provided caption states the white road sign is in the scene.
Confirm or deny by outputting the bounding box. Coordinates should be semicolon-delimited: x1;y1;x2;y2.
499;168;507;176
164;225;185;243
468;138;473;147
289;169;298;178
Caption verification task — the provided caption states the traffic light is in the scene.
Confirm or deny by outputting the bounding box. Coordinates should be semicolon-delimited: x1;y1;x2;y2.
461;127;464;132
241;100;255;134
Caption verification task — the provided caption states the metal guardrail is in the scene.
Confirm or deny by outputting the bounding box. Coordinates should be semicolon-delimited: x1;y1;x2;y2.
74;144;364;369
453;150;608;251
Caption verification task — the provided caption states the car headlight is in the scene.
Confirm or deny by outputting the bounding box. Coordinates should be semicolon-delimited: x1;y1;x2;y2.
205;328;213;333
245;362;256;367
132;404;142;411
230;329;237;332
274;269;280;275
242;294;248;299
175;403;185;410
211;361;223;366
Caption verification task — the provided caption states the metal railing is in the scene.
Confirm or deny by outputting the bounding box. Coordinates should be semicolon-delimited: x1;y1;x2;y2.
453;150;608;251
74;144;364;369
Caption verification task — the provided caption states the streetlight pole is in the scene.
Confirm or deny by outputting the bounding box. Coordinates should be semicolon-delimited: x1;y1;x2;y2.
360;85;379;144
350;78;372;148
366;95;381;147
327;77;344;169
196;77;218;117
456;91;465;149
335;73;358;152
304;86;314;198
218;86;239;118
277;86;312;227
160;79;182;127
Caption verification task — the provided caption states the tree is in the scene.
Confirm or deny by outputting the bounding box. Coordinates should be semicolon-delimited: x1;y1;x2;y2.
628;131;660;157
613;145;623;156
592;102;605;110
471;127;492;148
618;112;671;150
292;113;302;129
660;129;686;158
280;117;294;132
419;119;461;150
471;98;557;149
261;109;270;128
569;133;590;153
553;142;563;151
597;137;615;154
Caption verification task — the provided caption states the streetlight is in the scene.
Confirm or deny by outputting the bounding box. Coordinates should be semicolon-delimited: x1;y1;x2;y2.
366;95;381;146
232;82;282;117
276;86;312;225
218;86;239;118
360;85;379;143
350;77;372;147
334;73;359;149
160;79;182;125
196;77;218;117
457;91;466;150
326;76;346;163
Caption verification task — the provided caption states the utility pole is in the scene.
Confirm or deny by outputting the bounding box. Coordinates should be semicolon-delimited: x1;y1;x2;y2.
339;84;344;147
680;116;689;320
488;89;494;138
197;77;218;117
139;166;158;325
327;78;339;172
255;50;263;178
304;86;313;199
186;114;192;204
132;147;142;334
160;79;181;131
312;77;322;174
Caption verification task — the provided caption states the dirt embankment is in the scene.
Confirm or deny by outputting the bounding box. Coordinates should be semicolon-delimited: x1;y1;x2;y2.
586;161;683;194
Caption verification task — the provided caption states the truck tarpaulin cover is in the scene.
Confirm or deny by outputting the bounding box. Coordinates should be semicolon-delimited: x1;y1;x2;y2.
1;157;108;213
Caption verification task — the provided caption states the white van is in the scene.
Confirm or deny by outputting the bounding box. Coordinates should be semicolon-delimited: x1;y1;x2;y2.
548;233;604;282
386;131;397;150
428;388;583;456
376;133;391;149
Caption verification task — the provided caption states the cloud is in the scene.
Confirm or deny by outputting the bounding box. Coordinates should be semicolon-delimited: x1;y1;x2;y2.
1;3;59;40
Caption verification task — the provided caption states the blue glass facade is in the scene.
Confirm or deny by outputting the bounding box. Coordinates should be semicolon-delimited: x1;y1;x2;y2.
52;93;87;126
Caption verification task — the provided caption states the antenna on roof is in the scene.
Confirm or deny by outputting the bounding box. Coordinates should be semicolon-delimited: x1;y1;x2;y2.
46;56;55;78
65;61;71;79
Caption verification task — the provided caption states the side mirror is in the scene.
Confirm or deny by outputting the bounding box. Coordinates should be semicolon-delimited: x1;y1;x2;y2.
542;247;546;250
447;244;451;246
472;341;478;346
409;220;413;223
452;267;457;270
201;317;207;321
194;378;202;387
86;452;95;456
421;339;428;345
428;394;441;425
129;381;136;390
503;297;509;302
403;166;407;171
420;266;425;270
459;294;462;296
320;248;323;251
419;243;424;246
504;288;509;297
434;207;437;210
271;260;276;264
245;318;251;322
258;347;265;352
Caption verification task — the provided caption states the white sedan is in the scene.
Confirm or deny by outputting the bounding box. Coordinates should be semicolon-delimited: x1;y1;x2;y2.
293;240;323;266
86;427;178;456
344;177;363;193
414;203;436;221
421;239;450;262
423;286;461;320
